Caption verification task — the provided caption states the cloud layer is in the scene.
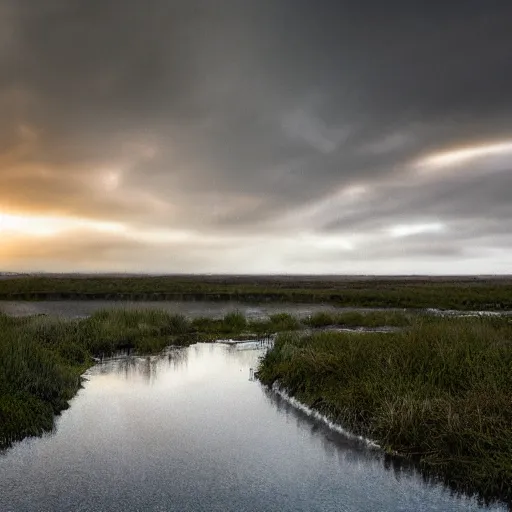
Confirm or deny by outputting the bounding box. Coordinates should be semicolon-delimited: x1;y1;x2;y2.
1;1;511;273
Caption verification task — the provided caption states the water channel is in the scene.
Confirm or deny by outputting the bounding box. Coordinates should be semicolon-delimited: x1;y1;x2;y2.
0;340;505;511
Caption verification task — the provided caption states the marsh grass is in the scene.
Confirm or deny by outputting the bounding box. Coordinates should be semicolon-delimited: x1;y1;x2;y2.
190;311;301;340
1;275;511;310
267;313;302;331
0;309;196;449
257;316;512;505
0;315;85;447
305;310;413;328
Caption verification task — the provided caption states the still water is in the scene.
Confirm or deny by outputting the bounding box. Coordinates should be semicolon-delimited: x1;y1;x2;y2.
0;300;507;321
0;300;365;319
0;342;505;512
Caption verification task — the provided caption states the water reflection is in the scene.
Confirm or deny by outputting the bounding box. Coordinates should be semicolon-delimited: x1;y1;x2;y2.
95;348;190;384
263;383;506;510
0;343;506;512
263;386;374;453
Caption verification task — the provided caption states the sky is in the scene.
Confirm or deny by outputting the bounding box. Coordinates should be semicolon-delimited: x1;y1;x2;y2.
1;0;511;274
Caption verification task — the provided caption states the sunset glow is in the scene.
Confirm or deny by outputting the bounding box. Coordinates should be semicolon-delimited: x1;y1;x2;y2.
0;2;510;274
0;213;124;237
416;140;512;169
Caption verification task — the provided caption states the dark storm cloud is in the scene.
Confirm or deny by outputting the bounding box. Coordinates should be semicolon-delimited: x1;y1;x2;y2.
1;0;512;271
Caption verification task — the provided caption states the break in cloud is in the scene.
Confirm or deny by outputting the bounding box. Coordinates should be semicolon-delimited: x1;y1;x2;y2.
1;0;511;274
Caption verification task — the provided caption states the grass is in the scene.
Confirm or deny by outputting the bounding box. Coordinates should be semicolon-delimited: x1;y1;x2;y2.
0;316;85;448
0;309;196;448
3;305;512;506
305;310;413;328
190;312;302;340
0;275;511;310
257;316;512;506
0;307;317;448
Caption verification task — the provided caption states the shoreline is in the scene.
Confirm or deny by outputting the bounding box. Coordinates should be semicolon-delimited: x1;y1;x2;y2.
256;322;512;507
269;382;380;449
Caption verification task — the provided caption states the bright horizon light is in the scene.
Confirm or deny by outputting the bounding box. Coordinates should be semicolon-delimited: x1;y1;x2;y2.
0;211;205;246
416;140;512;169
389;222;445;238
0;212;125;237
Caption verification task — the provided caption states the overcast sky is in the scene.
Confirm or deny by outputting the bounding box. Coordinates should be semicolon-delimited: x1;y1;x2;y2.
1;1;511;274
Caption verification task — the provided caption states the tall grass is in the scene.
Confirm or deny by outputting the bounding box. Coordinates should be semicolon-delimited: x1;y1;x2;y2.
305;310;413;328
257;316;512;505
190;311;300;339
0;315;85;447
0;309;194;449
1;275;511;310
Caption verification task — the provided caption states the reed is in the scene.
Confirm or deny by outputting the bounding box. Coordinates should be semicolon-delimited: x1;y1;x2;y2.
0;315;86;447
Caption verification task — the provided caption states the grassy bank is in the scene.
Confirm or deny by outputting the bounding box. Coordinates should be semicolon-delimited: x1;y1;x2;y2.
0;275;511;310
0;309;199;448
4;307;405;448
257;317;512;505
304;310;413;328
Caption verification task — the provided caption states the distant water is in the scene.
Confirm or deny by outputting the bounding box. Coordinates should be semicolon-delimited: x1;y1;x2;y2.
0;300;381;319
2;299;509;321
0;343;505;512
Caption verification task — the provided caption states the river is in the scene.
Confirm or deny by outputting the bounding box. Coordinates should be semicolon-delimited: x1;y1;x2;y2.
0;342;505;511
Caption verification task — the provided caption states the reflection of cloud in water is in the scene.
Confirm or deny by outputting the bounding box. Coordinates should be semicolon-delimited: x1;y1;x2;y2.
221;343;267;369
